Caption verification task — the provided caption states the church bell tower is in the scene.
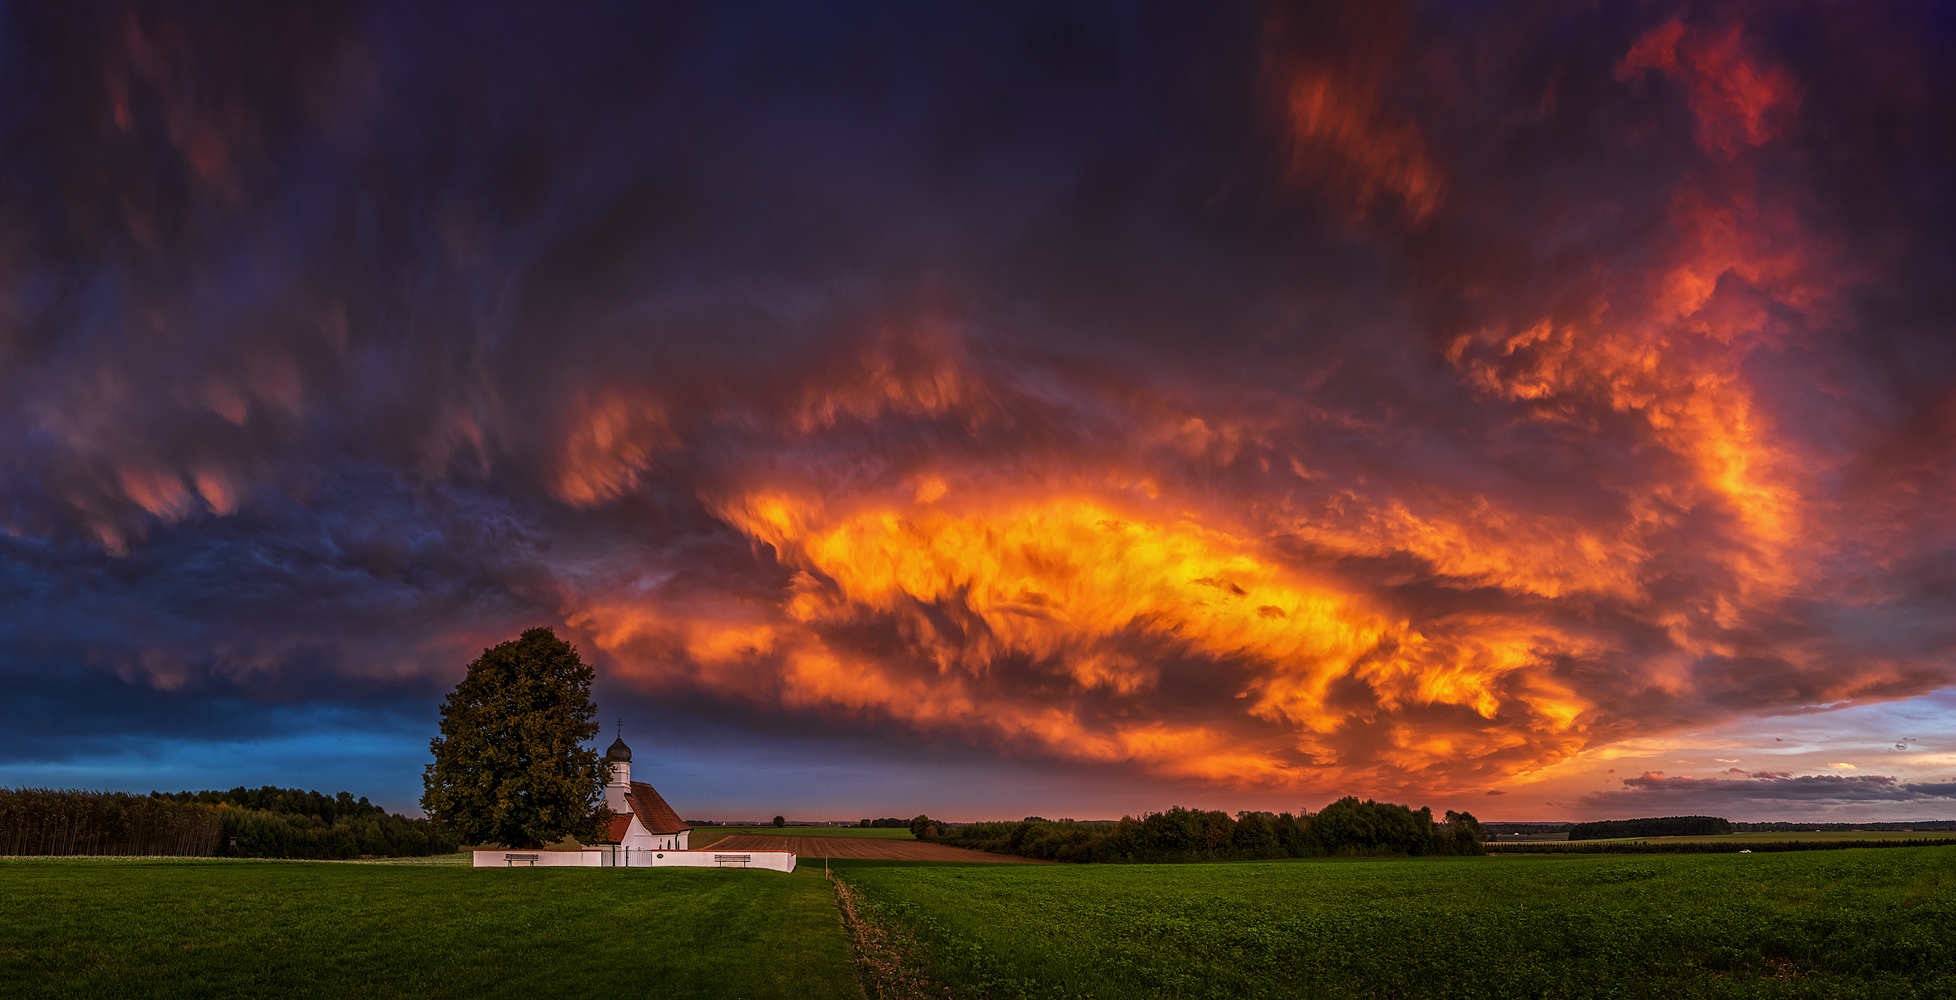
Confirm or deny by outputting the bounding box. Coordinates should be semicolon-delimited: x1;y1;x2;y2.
604;722;632;814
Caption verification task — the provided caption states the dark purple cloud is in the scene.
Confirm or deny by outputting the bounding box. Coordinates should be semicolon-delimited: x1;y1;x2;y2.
1581;771;1956;810
1;1;1954;809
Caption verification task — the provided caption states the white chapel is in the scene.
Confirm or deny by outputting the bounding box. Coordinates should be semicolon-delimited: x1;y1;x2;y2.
596;731;691;852
471;727;793;870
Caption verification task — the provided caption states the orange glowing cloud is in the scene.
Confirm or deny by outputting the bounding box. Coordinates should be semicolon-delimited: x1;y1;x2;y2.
1617;18;1799;160
1281;69;1443;223
1266;4;1443;223
563;481;1601;790
540;8;1912;794
791;326;975;433
552;390;673;507
1449;319;1804;590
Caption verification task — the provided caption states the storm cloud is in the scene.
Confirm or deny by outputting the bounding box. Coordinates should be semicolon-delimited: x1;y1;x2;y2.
3;1;1955;810
1581;772;1956;810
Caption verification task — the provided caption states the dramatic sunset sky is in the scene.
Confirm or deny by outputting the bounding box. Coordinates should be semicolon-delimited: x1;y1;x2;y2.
3;1;1954;823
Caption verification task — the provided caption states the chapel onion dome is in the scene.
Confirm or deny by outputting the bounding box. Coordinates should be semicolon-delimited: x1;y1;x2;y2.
606;736;632;763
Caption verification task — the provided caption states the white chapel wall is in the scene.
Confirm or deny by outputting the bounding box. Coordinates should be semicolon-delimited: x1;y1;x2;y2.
472;848;794;872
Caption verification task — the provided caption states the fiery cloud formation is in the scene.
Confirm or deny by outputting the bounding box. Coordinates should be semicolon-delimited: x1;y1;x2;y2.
2;2;1954;815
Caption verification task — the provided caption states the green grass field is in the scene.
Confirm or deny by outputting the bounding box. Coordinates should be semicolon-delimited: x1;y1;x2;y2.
691;825;916;840
11;846;1954;999
0;858;858;999
839;848;1956;999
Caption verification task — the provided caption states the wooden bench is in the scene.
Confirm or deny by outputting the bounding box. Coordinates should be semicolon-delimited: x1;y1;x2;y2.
713;854;753;867
504;853;541;867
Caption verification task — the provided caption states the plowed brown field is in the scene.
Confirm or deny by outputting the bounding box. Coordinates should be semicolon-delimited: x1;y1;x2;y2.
693;833;1050;863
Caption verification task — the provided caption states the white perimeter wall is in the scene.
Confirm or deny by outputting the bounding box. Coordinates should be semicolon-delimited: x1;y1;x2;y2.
621;830;690;851
471;848;794;873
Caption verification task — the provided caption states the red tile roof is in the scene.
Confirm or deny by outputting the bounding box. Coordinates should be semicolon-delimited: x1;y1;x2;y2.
627;781;692;835
601;814;634;844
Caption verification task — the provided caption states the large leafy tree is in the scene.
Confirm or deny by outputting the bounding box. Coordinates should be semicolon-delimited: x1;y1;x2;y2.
421;627;610;848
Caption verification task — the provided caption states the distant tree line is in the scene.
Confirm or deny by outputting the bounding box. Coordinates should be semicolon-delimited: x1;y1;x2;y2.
1567;815;1730;840
0;788;221;856
859;817;910;828
156;786;390;824
1489;837;1956;855
925;798;1484;863
1482;822;1574;835
164;786;459;859
0;786;457;859
1470;819;1956;839
1731;820;1956;832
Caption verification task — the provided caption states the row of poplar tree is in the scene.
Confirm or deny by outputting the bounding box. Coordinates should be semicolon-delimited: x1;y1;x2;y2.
0;786;457;859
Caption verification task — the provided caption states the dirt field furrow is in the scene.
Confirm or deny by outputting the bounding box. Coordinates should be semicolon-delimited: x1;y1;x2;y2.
692;834;1049;863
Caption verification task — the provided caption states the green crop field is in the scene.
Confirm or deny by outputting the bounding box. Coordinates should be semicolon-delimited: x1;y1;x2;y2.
839;848;1956;999
0;858;857;999
692;825;916;840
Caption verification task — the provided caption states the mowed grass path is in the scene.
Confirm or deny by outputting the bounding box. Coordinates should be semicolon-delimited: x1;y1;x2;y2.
0;859;858;1000
842;848;1956;999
